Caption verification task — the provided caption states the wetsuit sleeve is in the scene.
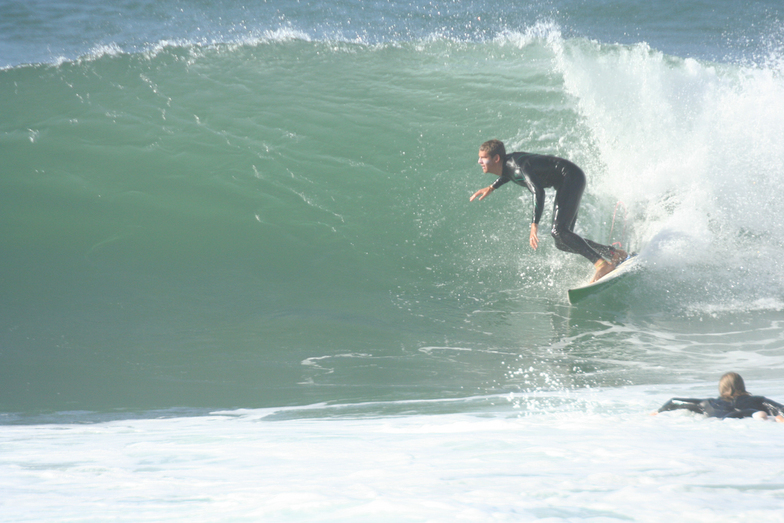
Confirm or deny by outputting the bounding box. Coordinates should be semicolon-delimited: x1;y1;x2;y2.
734;395;784;417
525;176;546;225
491;176;510;190
761;397;784;417
657;398;705;414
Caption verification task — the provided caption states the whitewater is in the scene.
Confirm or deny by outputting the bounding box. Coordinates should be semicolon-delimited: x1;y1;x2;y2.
2;0;784;521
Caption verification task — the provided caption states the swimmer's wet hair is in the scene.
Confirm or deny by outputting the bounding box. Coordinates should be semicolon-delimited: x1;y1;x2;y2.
719;372;749;399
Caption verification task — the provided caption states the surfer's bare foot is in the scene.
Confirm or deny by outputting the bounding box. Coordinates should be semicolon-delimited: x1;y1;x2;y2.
611;248;628;265
589;260;616;283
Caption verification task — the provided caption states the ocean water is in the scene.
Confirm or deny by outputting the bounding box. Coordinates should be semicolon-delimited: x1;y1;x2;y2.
2;0;784;520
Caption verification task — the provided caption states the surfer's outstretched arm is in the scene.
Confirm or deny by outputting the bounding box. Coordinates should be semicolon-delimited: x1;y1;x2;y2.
470;186;494;201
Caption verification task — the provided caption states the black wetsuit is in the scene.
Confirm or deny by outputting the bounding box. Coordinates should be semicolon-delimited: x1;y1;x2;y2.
657;395;784;419
490;152;613;264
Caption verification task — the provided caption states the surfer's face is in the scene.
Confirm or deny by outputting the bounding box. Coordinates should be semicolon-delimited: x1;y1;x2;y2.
478;150;501;174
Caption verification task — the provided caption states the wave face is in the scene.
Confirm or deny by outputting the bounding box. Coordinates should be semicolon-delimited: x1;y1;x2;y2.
2;1;784;414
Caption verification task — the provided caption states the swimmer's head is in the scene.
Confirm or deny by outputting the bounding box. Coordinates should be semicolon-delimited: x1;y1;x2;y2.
719;372;749;399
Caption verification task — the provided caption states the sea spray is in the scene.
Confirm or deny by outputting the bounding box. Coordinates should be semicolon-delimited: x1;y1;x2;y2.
550;35;784;312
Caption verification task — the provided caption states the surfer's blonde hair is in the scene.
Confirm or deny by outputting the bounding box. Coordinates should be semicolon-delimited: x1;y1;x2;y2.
719;372;749;399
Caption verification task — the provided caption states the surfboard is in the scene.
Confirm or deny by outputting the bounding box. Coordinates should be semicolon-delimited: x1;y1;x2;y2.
567;254;641;304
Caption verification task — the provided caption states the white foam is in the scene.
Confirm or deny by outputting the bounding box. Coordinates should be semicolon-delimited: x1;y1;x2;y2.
547;36;784;310
4;385;784;521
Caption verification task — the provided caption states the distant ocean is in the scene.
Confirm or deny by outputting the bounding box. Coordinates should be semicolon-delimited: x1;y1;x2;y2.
3;1;784;521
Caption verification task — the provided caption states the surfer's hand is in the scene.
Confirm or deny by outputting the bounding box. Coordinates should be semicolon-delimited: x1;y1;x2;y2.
470;186;493;201
529;223;539;250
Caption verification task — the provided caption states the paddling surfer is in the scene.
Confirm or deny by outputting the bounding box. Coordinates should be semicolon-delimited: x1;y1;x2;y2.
653;372;784;422
470;139;626;283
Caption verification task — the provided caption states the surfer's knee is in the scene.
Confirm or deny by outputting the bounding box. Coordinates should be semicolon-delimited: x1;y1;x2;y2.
550;227;568;252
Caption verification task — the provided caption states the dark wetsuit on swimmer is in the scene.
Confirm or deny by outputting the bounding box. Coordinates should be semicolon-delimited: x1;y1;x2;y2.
657;395;784;419
490;152;614;264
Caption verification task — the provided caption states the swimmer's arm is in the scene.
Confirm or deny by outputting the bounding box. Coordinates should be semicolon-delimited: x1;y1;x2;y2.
652;398;704;415
761;398;784;421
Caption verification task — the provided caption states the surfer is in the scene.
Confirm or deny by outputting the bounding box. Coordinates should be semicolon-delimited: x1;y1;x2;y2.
470;139;626;283
652;372;784;422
